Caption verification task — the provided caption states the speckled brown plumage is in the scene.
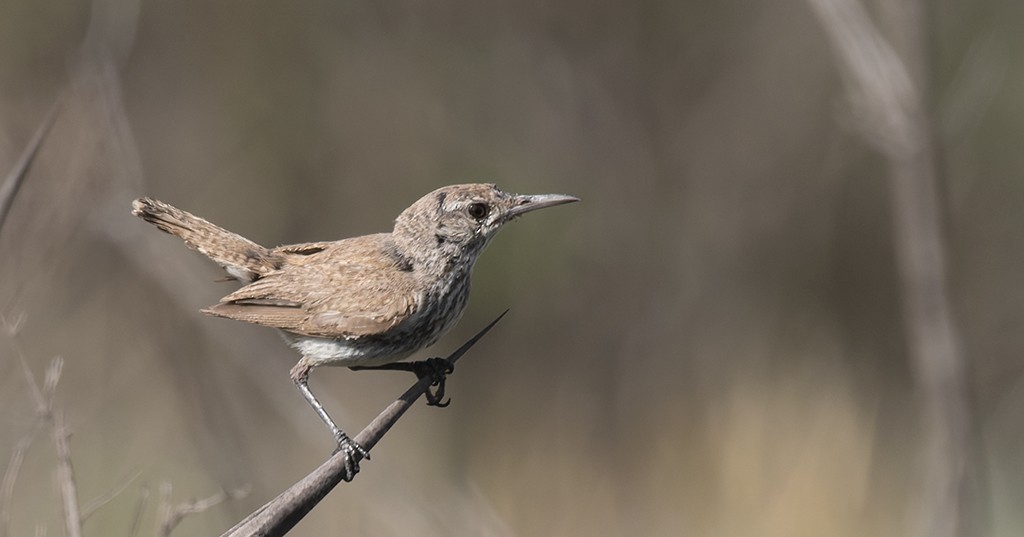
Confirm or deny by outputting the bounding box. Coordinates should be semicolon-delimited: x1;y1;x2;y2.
132;183;577;479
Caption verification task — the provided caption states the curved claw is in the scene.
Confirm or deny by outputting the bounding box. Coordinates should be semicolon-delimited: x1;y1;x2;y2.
425;379;451;407
416;358;455;407
431;396;451;408
333;436;369;481
351;357;456;407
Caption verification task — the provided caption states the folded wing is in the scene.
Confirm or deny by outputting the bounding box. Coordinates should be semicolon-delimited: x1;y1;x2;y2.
203;237;418;338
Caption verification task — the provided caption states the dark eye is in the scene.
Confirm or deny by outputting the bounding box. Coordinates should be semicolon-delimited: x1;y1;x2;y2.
467;202;489;219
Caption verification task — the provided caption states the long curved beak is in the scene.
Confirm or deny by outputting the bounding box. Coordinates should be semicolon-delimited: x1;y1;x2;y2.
505;193;580;220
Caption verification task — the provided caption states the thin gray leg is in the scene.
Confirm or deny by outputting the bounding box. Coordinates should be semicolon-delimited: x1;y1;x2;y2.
292;375;369;481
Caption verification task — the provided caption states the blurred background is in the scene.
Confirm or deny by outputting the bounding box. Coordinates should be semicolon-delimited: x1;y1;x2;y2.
1;0;1022;535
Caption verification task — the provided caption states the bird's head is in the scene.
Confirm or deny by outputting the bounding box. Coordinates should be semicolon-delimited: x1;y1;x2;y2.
393;183;578;271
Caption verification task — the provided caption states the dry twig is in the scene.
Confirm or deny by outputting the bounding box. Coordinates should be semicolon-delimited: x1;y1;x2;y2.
2;344;81;537
0;434;37;537
157;483;251;537
127;485;150;537
0;104;58;233
81;469;143;522
52;411;82;537
0;102;59;535
220;310;507;537
1;316;66;537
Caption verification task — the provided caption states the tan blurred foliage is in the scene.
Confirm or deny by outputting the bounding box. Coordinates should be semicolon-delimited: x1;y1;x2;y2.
1;0;1022;535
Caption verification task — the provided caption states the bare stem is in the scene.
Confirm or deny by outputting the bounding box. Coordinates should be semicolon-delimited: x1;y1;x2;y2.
81;469;143;522
805;1;969;536
52;411;83;537
0;431;40;537
220;310;507;537
158;485;251;537
127;484;150;537
0;102;58;233
0;351;66;537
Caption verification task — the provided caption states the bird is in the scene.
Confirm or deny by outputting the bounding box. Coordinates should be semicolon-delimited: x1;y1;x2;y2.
132;183;578;479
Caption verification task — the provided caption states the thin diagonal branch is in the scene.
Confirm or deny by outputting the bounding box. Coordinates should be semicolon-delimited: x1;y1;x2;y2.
0;103;59;233
80;469;143;521
220;310;508;537
157;484;250;537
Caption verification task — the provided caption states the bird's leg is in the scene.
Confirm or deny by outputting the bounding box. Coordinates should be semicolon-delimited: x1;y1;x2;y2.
350;358;455;407
289;361;369;481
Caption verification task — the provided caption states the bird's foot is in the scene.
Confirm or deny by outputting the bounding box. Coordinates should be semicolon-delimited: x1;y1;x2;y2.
411;357;455;407
349;358;455;407
332;433;370;482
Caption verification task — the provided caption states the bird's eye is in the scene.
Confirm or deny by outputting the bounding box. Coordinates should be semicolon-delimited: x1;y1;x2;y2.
467;202;489;219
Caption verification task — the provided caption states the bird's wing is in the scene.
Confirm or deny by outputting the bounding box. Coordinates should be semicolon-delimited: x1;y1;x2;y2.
202;236;419;338
272;241;333;257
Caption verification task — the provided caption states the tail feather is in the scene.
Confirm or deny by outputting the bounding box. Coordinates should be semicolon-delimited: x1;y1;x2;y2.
132;197;281;282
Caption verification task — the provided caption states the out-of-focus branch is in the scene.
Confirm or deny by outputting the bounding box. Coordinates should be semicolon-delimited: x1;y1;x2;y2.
80;470;143;522
156;483;251;537
31;357;81;537
5;326;149;535
127;485;149;537
807;0;920;154
0;435;35;537
0;317;65;537
0;104;59;234
52;410;82;537
805;1;969;537
220;310;507;537
2;338;81;537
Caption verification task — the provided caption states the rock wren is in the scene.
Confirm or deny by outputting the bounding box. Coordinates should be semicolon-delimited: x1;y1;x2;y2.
132;183;577;479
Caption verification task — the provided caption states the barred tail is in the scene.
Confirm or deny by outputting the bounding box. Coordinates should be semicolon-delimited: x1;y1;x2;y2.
132;197;281;282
